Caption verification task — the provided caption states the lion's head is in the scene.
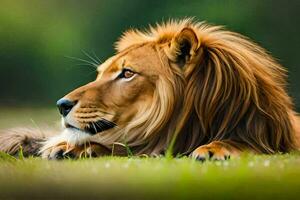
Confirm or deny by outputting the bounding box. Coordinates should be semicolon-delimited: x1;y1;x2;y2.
53;19;296;156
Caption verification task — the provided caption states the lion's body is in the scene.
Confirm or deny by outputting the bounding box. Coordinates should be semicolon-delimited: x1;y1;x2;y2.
0;19;299;159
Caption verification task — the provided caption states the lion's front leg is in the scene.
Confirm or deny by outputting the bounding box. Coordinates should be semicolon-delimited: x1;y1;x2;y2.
41;142;110;160
190;141;241;161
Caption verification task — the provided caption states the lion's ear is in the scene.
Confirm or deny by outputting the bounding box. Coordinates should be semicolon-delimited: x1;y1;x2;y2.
166;28;200;66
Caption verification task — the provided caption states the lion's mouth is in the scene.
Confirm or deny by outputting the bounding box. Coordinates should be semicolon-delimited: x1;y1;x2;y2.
65;119;116;135
86;119;117;134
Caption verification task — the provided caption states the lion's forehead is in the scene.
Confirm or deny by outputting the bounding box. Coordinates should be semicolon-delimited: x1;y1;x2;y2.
97;57;115;72
98;44;162;77
97;56;123;79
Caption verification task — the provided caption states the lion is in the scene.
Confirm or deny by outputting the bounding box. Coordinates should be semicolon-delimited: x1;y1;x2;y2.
0;19;299;161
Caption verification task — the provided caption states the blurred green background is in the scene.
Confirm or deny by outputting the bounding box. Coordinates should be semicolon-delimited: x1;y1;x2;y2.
0;0;299;111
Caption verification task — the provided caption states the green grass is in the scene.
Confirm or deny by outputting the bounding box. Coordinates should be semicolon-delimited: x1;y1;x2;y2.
0;108;300;199
1;154;300;199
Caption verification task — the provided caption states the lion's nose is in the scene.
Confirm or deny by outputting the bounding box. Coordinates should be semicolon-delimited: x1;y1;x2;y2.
56;98;76;117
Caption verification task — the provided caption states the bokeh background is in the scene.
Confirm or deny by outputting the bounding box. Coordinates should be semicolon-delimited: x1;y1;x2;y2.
0;0;299;111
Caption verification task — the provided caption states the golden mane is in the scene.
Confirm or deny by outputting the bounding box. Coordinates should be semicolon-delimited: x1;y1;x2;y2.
108;19;297;155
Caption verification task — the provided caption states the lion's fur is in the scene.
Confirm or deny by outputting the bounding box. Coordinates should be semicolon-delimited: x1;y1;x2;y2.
113;19;299;155
0;19;299;157
0;128;52;156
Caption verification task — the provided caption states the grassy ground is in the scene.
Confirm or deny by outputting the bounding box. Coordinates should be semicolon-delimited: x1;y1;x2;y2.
0;108;300;200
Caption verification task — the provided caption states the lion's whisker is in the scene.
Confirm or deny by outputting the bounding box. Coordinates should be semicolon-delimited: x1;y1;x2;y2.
94;121;104;132
65;55;98;68
82;50;101;66
91;122;98;134
100;118;117;128
92;51;103;64
73;63;98;69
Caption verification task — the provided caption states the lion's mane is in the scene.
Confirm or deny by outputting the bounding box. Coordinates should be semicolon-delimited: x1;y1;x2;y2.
103;19;297;155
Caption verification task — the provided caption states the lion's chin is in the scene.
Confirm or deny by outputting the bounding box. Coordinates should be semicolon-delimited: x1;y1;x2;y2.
60;128;92;145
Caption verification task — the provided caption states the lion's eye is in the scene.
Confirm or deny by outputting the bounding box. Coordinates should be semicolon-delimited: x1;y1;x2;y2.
118;68;135;79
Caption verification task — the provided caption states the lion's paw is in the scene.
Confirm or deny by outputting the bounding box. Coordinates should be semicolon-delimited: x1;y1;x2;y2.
41;142;110;160
190;142;233;161
41;143;68;160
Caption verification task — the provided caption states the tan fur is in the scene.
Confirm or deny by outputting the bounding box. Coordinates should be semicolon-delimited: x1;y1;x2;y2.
0;128;55;156
0;19;299;158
